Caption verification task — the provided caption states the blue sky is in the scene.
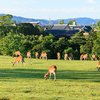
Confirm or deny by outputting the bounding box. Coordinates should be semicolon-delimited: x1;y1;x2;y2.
0;0;100;20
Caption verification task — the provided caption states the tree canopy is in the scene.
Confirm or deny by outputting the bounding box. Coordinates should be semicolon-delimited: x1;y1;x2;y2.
68;19;77;25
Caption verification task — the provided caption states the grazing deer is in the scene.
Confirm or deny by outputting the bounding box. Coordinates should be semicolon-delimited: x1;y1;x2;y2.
82;54;88;60
12;51;21;58
35;52;39;59
27;51;31;59
44;65;57;81
12;56;25;67
40;52;47;60
97;61;100;71
91;54;97;61
57;52;60;60
68;53;73;60
64;53;68;60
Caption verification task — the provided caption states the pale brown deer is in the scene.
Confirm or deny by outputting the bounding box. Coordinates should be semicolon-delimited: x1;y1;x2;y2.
35;52;39;59
64;53;68;60
82;54;88;60
40;52;47;60
27;51;31;59
57;52;60;60
91;54;97;61
44;65;57;81
12;56;25;67
12;51;21;58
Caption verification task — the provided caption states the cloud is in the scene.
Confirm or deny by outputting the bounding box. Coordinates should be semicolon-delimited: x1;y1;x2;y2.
0;7;99;17
30;7;99;13
87;0;96;3
13;1;20;4
0;8;28;13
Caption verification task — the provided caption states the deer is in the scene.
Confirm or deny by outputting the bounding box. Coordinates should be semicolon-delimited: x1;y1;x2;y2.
27;51;31;59
68;53;73;60
82;54;88;60
44;65;57;81
40;52;47;60
97;61;100;71
57;52;60;60
80;54;84;60
91;54;97;61
12;56;25;67
12;51;21;58
35;52;39;59
64;53;68;60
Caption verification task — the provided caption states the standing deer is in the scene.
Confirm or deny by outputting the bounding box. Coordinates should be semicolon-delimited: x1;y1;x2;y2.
68;53;73;60
27;51;31;59
97;61;100;71
80;54;84;60
64;53;68;60
12;56;25;67
40;52;47;60
57;52;60;60
44;65;57;81
35;52;39;59
12;51;21;58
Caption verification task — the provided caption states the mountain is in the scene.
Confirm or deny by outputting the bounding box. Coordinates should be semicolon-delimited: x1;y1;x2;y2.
54;18;99;25
0;14;99;26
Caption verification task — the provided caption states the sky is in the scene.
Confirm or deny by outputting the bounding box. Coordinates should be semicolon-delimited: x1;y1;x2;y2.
0;0;100;20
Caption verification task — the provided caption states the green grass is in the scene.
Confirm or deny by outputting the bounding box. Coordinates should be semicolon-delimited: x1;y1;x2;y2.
0;55;100;100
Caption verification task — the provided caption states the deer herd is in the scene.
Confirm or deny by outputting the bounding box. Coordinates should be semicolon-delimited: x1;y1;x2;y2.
11;51;100;81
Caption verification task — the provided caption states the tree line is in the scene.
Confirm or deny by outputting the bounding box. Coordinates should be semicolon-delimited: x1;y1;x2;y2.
0;14;100;60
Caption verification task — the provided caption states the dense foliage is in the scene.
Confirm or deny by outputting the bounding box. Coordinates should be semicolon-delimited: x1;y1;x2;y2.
0;14;100;60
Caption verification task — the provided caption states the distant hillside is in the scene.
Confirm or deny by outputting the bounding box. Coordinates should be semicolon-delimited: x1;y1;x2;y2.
0;14;99;26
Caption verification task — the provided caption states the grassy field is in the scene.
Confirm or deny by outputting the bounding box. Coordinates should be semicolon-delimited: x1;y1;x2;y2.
0;55;100;100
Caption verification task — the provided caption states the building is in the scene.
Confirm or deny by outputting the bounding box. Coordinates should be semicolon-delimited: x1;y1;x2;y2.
43;24;92;38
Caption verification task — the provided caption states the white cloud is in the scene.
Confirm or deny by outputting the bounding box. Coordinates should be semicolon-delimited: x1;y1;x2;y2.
87;0;96;3
0;8;28;13
30;7;100;13
13;1;20;4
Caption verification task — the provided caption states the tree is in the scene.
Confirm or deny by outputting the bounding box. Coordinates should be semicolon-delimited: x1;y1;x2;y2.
68;19;77;25
51;37;69;58
16;23;40;36
0;14;14;38
92;37;100;59
58;20;64;24
97;20;100;26
34;24;44;33
0;14;13;26
0;33;26;57
70;32;86;53
80;29;97;55
32;34;55;58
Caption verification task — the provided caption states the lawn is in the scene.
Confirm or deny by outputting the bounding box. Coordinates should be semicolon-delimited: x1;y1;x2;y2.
0;55;100;100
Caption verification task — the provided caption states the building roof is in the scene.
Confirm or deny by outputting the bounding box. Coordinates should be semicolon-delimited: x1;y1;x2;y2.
43;25;53;28
24;21;40;26
42;24;92;38
44;29;79;36
50;24;68;30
